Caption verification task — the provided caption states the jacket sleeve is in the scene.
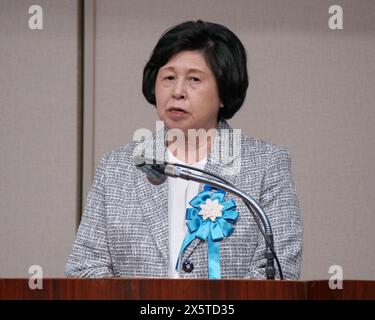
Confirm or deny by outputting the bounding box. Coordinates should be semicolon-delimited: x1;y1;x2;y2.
65;152;114;278
245;146;303;280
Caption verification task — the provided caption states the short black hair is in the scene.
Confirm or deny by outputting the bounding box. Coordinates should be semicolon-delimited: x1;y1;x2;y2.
142;20;248;119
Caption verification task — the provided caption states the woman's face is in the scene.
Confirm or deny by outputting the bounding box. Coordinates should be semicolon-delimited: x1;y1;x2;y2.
155;50;222;133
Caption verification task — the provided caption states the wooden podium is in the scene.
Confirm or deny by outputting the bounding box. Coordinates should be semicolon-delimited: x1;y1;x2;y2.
0;279;374;300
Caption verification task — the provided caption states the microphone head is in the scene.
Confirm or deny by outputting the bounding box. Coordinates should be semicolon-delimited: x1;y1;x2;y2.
143;164;167;185
147;173;167;185
133;155;167;185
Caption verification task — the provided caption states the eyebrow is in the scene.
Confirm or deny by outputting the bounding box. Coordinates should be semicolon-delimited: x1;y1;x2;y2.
159;66;206;74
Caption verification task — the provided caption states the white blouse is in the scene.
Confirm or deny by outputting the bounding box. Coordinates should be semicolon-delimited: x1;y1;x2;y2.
167;149;207;278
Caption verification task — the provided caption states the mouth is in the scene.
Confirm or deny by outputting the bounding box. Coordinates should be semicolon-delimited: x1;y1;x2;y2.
167;106;188;114
165;106;190;120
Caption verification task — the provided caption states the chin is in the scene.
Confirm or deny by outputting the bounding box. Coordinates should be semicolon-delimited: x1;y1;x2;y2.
163;119;188;131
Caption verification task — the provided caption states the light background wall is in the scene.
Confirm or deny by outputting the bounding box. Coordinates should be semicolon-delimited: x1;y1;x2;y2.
0;0;81;277
1;0;374;280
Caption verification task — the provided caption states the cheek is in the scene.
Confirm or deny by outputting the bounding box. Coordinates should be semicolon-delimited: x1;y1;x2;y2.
155;84;169;107
154;88;166;119
192;87;220;110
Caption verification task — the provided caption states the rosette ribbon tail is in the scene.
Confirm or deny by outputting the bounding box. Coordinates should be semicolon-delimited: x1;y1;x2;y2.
175;186;239;279
208;232;221;279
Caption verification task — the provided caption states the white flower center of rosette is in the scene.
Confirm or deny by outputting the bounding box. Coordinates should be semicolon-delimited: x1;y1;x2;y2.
198;198;224;222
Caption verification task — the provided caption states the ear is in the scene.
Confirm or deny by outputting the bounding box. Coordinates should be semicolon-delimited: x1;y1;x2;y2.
219;101;224;108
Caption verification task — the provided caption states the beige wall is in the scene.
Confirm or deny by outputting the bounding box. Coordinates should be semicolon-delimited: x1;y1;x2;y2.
1;0;374;280
0;0;80;277
92;0;375;280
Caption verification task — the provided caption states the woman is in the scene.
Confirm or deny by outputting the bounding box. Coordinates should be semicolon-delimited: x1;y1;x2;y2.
65;20;302;279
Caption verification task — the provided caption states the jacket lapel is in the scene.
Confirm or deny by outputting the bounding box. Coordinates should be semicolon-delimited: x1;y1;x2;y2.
133;127;170;266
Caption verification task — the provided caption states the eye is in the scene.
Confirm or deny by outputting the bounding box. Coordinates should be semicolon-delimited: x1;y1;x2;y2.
189;77;201;83
164;75;175;81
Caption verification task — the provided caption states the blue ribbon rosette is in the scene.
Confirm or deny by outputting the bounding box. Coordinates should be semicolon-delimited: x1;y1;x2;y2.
176;185;239;279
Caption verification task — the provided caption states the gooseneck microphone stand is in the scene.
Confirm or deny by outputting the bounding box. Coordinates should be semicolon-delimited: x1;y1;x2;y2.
134;156;283;280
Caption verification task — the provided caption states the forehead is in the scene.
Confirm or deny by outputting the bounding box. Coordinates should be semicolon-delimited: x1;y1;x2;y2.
160;50;212;74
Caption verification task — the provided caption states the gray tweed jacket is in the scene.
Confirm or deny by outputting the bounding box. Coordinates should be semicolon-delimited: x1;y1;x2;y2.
65;120;303;279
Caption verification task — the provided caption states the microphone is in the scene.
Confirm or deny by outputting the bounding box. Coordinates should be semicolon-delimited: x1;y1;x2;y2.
133;155;167;185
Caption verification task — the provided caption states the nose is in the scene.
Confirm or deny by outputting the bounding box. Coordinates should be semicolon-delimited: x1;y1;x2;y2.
172;78;186;100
